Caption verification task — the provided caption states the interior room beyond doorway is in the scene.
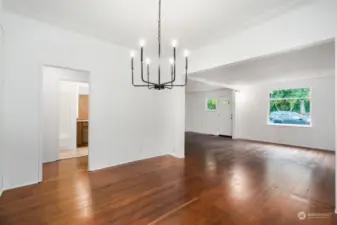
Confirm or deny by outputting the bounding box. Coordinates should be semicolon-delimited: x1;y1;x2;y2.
58;81;90;160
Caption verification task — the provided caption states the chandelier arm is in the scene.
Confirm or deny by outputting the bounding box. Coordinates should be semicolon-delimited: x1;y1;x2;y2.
147;64;152;89
132;72;155;87
158;66;161;89
170;46;176;88
173;46;176;88
161;45;177;86
140;76;156;85
131;48;155;87
165;71;173;89
147;64;150;89
160;74;176;85
132;62;155;87
161;65;175;86
140;71;156;85
140;67;156;85
140;47;156;85
163;59;188;87
171;63;174;88
160;67;177;85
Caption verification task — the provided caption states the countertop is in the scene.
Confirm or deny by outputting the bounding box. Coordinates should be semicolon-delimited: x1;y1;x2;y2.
77;119;88;122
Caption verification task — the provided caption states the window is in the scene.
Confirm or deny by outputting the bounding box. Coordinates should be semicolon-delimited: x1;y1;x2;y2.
206;98;217;111
269;88;311;126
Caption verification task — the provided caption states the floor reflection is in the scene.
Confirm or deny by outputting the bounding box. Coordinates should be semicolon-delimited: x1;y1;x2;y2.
0;133;335;225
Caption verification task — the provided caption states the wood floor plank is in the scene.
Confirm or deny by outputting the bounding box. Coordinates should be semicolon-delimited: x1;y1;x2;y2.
0;132;335;224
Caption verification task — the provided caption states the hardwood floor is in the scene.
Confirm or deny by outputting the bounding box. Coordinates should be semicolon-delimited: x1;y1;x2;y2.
59;147;88;160
0;132;335;224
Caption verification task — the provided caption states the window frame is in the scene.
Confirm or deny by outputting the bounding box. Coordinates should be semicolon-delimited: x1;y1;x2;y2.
267;88;312;128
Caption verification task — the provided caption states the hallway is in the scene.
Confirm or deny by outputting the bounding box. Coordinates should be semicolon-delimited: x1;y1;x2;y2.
59;147;88;160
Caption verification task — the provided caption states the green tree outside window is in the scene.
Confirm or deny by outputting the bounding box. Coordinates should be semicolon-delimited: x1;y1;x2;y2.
269;88;311;126
206;99;217;111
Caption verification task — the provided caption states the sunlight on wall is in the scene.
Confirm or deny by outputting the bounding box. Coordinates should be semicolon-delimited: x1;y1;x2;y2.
235;91;246;104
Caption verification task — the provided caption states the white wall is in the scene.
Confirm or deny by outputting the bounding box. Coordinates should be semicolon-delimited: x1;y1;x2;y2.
235;76;335;151
2;11;185;190
0;0;4;195
186;89;234;135
335;38;337;214
166;88;186;159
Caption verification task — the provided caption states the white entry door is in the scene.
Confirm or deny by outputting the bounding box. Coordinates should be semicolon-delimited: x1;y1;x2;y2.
218;99;232;136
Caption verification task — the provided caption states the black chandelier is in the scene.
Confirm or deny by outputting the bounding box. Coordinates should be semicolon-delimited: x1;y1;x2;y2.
130;0;189;90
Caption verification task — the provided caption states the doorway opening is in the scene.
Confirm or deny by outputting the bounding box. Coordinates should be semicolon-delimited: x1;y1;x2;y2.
39;65;91;181
217;97;233;138
58;81;90;160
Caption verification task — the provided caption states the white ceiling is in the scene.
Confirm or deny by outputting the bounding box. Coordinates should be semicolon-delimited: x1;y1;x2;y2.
3;0;314;56
187;40;335;91
186;79;225;93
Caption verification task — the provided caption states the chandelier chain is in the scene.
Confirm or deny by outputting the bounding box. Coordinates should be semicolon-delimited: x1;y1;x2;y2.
158;0;161;60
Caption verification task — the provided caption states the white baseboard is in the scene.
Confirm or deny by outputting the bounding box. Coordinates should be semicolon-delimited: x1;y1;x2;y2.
237;137;334;152
89;153;167;172
4;180;38;191
186;130;218;136
169;153;185;159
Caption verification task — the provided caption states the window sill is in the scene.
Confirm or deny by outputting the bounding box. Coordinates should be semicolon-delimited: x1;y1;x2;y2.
268;123;312;128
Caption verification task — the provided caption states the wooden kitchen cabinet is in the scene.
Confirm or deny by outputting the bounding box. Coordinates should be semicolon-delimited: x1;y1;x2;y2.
78;95;89;120
77;121;89;147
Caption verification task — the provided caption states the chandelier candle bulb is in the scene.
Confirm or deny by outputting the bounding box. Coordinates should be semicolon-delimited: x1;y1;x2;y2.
130;51;135;58
172;40;177;47
184;49;189;57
